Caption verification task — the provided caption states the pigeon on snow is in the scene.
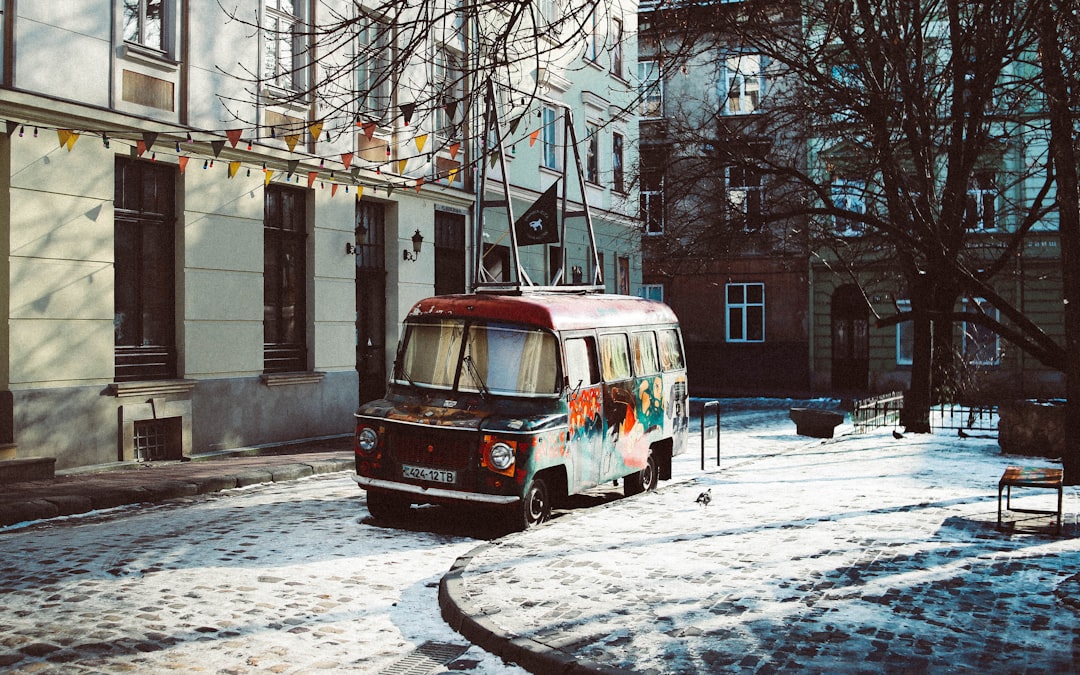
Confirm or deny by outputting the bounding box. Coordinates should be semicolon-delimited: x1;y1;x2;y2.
695;488;712;507
892;429;904;439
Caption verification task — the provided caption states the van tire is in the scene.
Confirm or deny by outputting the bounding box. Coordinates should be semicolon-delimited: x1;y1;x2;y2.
512;477;551;530
366;489;411;522
624;451;658;496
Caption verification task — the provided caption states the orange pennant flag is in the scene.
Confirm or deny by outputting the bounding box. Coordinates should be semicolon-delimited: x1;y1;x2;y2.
228;161;241;178
309;121;323;142
264;169;275;185
341;152;354;170
331;184;339;197
449;142;461;159
361;121;377;140
398;159;408;174
415;134;428;153
226;129;243;147
178;156;190;174
529;129;540;147
284;134;300;152
307;171;318;188
136;140;148;156
415;178;424;192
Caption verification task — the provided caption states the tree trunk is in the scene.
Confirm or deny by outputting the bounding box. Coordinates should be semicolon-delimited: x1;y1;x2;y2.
903;273;933;433
1037;3;1080;484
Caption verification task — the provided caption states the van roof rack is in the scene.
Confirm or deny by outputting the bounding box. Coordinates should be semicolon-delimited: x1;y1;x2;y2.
473;283;606;296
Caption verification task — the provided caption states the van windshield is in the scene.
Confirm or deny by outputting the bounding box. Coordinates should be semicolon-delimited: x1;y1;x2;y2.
396;319;560;397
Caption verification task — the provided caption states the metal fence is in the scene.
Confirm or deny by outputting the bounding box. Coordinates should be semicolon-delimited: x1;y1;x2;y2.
852;392;998;435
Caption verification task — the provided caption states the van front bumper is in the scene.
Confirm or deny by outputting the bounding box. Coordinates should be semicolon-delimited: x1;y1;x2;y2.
352;475;520;505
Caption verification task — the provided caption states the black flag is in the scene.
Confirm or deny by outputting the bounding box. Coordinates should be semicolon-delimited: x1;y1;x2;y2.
514;182;559;246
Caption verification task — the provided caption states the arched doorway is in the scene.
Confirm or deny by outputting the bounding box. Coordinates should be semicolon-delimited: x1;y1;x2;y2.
831;284;868;392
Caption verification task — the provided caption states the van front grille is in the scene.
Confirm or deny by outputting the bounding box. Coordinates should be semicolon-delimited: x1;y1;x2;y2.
389;427;475;470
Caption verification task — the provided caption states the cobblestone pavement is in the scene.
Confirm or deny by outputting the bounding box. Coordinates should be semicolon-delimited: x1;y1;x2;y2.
443;430;1080;674
0;473;524;674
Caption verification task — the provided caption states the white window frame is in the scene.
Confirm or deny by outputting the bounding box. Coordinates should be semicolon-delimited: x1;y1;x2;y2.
638;60;663;118
612;132;625;193
357;12;391;119
963;297;1001;366
263;0;308;93
123;0;170;54
726;282;765;343
895;299;913;366
966;171;997;230
541;106;560;170
719;53;765;115
586;123;600;184
433;44;464;139
832;177;867;236
585;10;599;62
610;16;624;79
726;166;762;230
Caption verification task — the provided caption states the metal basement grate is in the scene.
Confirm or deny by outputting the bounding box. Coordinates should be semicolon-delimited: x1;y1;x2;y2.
133;417;182;461
379;641;470;675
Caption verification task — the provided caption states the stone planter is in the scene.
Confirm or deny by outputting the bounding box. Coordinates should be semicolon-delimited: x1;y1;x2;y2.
789;408;845;439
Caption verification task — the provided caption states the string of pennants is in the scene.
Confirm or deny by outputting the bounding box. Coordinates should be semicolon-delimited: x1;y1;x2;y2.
2;104;551;199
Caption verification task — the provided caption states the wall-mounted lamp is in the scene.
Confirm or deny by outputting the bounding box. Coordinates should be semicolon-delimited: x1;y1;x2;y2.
403;229;424;261
346;242;359;255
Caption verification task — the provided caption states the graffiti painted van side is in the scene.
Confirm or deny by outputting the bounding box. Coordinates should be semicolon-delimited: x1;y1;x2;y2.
352;292;688;530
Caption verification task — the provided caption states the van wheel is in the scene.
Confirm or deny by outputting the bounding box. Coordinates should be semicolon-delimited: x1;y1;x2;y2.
511;477;551;530
366;489;411;522
624;452;658;496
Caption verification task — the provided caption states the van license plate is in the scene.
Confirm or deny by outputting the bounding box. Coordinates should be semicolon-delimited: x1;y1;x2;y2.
402;464;456;484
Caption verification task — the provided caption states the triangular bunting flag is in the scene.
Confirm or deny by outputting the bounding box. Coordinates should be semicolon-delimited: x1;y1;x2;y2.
449;142;461;159
445;100;458;122
356;185;364;200
307;171;318;188
179;156;190;174
400;102;415;126
286;159;300;177
264;168;275;185
210;140;226;157
489;150;501;168
514;182;560;246
447;168;458;185
509;116;522;134
285;134;300;152
142;132;158;152
529;129;540;147
331;184;339;197
137;140;148;156
309;121;323;141
4;121;17;136
57;129;72;148
361;122;377;141
65;132;80;152
415;178;424;192
341;152;354;170
386;185;395;197
415;134;428;153
228;161;241;178
226;129;243;147
398;158;408;174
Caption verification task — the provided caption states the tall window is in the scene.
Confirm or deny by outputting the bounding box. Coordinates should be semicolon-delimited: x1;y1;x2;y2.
264;185;308;373
726;166;762;230
966;171;997;230
895;299;913;366
585;10;599;62
542;106;559;170
263;0;307;92
114;158;177;382
123;0;166;52
832;177;867;235
719;53;765;114
638;60;662;118
726;282;765;342
434;45;464;138
435;210;466;295
612;132;625;193
586;123;600;184
610;17;624;79
617;256;630;294
357;14;390;118
963;297;1000;366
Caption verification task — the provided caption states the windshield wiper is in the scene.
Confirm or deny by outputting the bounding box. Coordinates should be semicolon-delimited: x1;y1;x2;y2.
393;360;418;387
462;355;490;400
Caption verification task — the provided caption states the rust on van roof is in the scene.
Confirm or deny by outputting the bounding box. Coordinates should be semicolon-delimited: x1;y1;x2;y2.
407;293;678;332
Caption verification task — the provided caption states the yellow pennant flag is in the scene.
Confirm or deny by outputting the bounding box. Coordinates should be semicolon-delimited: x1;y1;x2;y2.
309;121;323;142
355;185;364;200
284;134;300;152
447;168;458;185
57;129;71;148
397;158;408;174
264;169;275;185
228;161;241;178
415;134;428;153
65;132;80;152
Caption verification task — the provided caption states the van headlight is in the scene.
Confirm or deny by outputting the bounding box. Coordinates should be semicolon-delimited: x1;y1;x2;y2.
488;442;515;471
356;427;379;454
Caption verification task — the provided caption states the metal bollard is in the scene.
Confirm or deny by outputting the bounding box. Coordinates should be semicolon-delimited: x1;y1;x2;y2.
701;400;720;470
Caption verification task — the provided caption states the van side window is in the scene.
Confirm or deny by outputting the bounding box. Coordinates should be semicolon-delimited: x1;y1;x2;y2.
658;328;685;371
631;331;659;376
564;337;600;387
599;333;631;381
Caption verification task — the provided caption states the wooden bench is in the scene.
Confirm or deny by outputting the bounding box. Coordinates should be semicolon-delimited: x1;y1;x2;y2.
997;466;1064;534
